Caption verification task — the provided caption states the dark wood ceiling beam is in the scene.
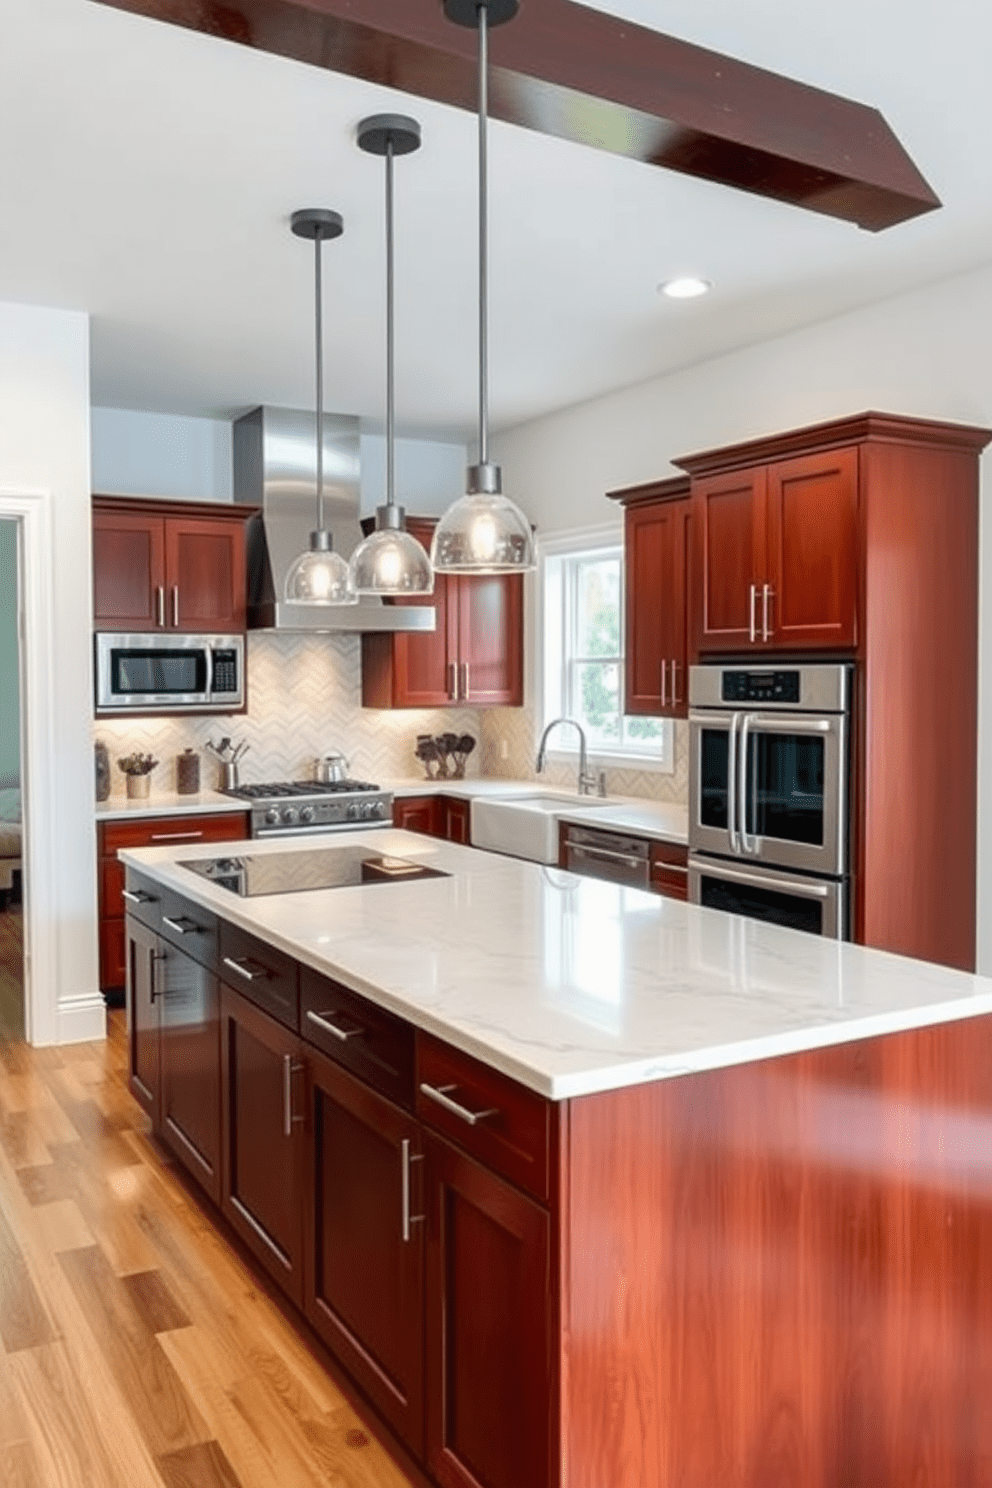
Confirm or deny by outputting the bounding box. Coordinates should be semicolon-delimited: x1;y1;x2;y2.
92;0;940;231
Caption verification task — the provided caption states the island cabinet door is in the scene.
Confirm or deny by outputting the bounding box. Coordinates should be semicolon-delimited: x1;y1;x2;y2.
219;987;306;1307
423;1131;553;1488
158;944;221;1204
125;916;160;1122
304;1048;425;1458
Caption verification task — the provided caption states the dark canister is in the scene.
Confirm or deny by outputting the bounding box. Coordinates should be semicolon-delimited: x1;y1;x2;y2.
95;740;111;802
176;748;200;795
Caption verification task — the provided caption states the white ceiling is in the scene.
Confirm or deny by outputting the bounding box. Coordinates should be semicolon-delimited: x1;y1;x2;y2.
2;0;991;440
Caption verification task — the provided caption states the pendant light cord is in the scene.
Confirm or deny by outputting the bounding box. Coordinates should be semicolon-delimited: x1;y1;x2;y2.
314;232;325;533
477;0;489;469
386;139;395;509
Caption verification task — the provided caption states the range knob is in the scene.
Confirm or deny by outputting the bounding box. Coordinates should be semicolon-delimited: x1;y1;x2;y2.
347;801;361;821
281;806;298;826
265;807;280;825
299;806;315;825
371;800;386;818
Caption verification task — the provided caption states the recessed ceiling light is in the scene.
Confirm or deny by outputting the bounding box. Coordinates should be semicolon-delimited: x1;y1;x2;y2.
658;276;712;300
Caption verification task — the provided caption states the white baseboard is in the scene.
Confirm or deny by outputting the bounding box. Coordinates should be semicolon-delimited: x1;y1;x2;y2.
56;993;107;1045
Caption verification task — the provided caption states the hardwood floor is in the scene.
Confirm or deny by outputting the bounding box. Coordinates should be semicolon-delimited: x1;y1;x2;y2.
0;905;24;1042
0;1013;419;1487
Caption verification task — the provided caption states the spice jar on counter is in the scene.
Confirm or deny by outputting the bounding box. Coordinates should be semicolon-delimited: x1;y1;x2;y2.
176;748;200;795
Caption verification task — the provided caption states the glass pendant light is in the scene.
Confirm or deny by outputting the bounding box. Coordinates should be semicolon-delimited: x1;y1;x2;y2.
349;115;434;596
284;207;358;605
431;0;536;575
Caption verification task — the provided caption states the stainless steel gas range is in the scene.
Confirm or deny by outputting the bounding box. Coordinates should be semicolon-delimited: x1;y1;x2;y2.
221;779;393;837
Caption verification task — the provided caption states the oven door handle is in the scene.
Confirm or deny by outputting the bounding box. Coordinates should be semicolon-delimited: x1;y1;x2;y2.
743;715;833;735
738;712;754;855
727;711;741;856
691;859;831;900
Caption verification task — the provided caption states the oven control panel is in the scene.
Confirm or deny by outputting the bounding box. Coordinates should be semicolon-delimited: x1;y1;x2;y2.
721;670;800;704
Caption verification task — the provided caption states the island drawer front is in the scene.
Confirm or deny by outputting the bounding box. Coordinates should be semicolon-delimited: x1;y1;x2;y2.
219;923;299;1032
301;969;415;1112
416;1035;550;1204
158;886;219;970
122;868;163;931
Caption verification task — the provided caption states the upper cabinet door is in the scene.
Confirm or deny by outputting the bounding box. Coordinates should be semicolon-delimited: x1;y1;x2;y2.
624;497;691;716
692;468;766;653
457;572;524;706
763;448;859;651
164;517;245;632
93;510;166;630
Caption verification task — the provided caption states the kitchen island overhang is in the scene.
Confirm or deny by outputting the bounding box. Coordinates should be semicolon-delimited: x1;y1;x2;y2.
120;830;992;1488
121;827;992;1101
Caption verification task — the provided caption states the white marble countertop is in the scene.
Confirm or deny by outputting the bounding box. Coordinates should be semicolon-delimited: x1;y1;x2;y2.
96;790;250;821
120;829;992;1102
97;777;688;844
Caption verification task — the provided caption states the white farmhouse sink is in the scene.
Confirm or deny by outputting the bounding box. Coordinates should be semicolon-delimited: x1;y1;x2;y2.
470;793;611;864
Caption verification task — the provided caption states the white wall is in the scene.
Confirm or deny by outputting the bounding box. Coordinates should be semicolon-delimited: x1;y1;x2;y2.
359;433;466;518
491;259;992;974
91;406;233;501
0;301;101;1043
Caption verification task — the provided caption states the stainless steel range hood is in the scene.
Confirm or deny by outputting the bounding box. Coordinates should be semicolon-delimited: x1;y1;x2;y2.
234;405;435;634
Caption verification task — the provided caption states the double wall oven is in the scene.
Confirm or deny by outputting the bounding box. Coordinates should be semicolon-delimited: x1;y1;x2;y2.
688;663;851;938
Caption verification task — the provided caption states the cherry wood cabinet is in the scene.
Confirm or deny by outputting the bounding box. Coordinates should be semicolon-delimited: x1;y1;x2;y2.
305;1046;425;1457
124;914;160;1123
392;794;471;846
676;411;991;969
608;475;691;717
158;933;222;1203
98;811;249;999
92;495;256;633
684;446;859;654
220;986;306;1306
362;519;524;709
423;1131;552;1488
648;839;689;900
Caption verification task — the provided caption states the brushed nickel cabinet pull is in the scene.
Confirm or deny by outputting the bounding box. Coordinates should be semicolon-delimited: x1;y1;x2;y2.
222;955;272;983
171;585;179;628
749;583;757;643
401;1138;425;1242
448;660;457;700
659;661;667;708
162;914;200;936
419;1081;496;1127
461;661;470;699
122;887;156;905
306;1008;363;1042
156;585;165;627
671;659;680;705
149;831;205;842
762;583;773;642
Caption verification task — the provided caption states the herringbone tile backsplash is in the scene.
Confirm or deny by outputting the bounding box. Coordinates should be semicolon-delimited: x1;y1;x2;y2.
93;632;482;797
479;707;689;803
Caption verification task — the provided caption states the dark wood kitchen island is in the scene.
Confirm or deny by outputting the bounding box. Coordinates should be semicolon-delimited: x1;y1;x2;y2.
120;829;992;1488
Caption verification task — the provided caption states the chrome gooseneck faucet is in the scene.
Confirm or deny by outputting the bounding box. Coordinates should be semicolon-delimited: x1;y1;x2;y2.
535;717;601;796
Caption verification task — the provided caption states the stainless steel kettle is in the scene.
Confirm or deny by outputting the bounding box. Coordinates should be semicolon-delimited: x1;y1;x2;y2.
315;751;350;784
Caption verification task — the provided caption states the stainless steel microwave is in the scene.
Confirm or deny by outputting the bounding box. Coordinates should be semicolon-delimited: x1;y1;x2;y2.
95;632;245;714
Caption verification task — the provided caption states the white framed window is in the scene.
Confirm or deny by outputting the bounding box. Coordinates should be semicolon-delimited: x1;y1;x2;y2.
541;528;673;769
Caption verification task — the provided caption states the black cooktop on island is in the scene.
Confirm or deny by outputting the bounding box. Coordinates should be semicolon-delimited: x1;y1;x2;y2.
179;845;449;897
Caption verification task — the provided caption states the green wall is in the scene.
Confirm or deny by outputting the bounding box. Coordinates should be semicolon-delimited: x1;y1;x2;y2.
0;521;19;787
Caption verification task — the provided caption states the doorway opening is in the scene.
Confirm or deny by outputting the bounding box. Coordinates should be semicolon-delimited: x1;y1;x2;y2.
0;517;24;1040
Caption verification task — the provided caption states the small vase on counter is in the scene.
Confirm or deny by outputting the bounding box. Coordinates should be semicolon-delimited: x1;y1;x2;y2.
176;748;200;795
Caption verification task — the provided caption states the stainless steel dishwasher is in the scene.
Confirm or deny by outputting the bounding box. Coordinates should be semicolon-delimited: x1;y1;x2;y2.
561;823;651;888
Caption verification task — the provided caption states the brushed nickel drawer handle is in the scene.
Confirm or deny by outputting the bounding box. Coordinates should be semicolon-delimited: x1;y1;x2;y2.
162;914;201;935
419;1082;496;1127
283;1055;305;1138
149;831;205;842
122;887;156;905
652;862;689;875
156;585;165;628
306;1009;364;1042
172;584;180;628
222;955;272;983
